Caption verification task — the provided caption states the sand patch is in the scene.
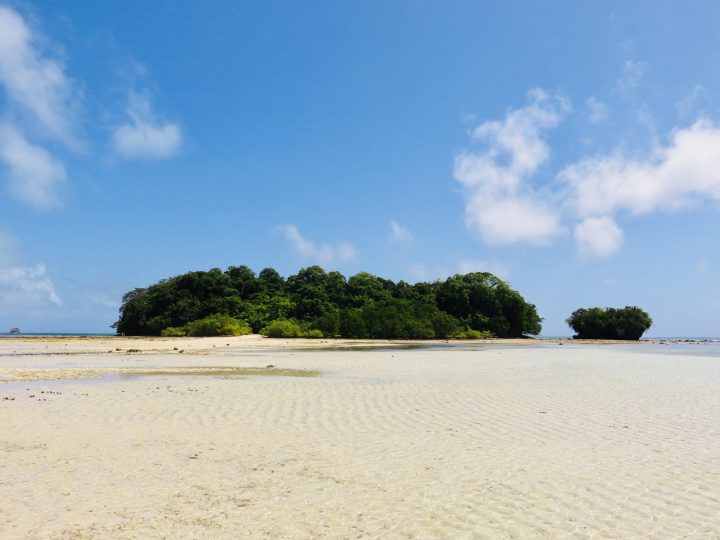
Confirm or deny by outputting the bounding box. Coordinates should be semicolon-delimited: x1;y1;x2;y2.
0;366;319;382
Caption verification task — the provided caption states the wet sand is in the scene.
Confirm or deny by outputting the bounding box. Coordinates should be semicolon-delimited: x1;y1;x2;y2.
1;337;719;538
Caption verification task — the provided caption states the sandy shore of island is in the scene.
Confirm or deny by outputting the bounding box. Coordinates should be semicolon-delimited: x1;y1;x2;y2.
1;338;719;538
0;333;658;357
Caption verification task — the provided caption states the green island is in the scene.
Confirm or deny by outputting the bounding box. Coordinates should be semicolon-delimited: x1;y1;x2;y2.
567;306;653;340
114;265;542;338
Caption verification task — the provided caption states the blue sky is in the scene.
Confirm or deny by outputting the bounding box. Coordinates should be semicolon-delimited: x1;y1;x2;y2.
1;1;720;336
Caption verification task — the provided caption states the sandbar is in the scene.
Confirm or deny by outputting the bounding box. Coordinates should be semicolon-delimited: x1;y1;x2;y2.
1;336;718;538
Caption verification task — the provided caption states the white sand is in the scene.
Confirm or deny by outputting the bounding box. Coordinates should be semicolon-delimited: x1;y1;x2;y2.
1;338;719;538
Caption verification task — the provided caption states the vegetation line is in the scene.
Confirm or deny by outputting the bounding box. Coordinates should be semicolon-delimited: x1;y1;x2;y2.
114;265;542;339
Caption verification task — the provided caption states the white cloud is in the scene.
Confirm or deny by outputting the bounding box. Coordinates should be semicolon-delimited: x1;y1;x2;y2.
0;6;79;145
0;7;81;211
0;229;60;308
276;224;357;265
574;216;623;257
465;195;562;245
586;97;607;124
561;120;720;218
561;120;720;254
0;123;66;209
0;263;61;308
455;83;720;258
454;88;568;245
458;259;510;279
389;220;413;243
112;92;182;159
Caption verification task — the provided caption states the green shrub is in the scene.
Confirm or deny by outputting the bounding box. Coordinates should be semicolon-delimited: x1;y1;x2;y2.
176;314;251;337
160;326;187;337
454;328;493;339
567;306;652;340
261;319;302;338
302;329;324;338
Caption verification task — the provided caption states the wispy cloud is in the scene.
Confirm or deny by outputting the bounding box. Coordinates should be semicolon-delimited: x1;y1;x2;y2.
0;263;61;306
676;84;711;119
617;59;647;92
457;259;510;279
586;97;607;124
0;229;61;309
0;123;65;209
112;91;182;159
454;88;568;245
0;6;80;145
0;7;184;211
276;224;357;265
0;6;79;211
408;263;450;283
389;220;413;243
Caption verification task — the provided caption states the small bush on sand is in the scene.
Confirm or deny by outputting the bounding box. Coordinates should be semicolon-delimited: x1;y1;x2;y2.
184;314;252;337
161;326;187;337
161;314;251;337
261;319;325;338
454;329;493;339
261;319;302;338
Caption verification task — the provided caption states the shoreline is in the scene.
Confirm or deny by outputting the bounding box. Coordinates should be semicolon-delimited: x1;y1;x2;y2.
0;334;660;361
0;333;675;347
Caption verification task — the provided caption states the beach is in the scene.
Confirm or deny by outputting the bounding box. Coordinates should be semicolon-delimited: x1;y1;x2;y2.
1;336;719;538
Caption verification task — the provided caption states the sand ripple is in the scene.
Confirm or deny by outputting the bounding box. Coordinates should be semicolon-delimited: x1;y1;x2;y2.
1;345;719;538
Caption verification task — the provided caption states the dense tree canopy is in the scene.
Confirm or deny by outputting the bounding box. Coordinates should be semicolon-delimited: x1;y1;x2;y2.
114;266;543;338
566;306;652;340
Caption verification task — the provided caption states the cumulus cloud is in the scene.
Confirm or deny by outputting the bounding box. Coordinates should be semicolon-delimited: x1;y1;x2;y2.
0;123;66;209
0;6;79;144
465;195;562;245
561;120;720;217
389;220;413;243
112;92;182;159
454;88;568;245
560;120;720;255
276;225;357;264
456;84;720;258
574;217;623;258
